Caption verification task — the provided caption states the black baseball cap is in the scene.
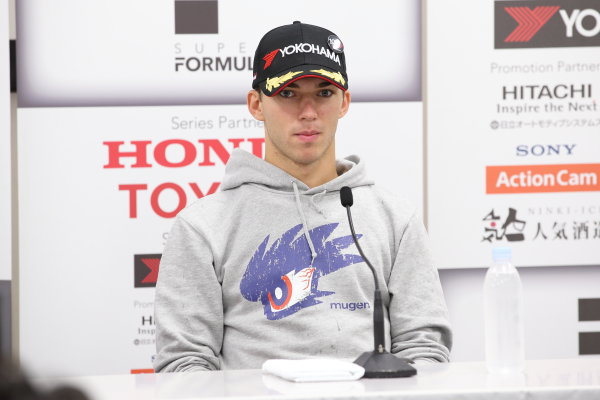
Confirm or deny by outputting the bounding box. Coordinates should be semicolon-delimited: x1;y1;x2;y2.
252;21;348;96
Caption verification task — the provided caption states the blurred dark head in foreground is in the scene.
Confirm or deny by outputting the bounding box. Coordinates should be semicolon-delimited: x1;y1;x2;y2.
0;359;90;400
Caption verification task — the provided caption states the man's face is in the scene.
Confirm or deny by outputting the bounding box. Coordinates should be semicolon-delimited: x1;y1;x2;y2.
248;77;351;168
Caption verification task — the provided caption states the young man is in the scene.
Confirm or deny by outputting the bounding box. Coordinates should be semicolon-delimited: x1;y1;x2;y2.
154;21;451;372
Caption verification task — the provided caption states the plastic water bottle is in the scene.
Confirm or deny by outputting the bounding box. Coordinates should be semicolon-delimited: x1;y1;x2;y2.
484;247;525;374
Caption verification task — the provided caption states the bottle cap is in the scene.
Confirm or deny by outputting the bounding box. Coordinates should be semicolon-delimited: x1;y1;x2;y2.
492;247;512;262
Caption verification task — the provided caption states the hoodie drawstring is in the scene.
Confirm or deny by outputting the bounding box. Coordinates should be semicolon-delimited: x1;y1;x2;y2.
292;181;318;265
310;189;327;217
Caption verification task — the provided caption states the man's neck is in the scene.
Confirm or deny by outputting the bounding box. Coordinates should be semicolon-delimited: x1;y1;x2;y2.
266;154;338;189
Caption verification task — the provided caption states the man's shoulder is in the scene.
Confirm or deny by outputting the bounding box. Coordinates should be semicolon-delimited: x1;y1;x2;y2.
177;189;237;223
367;185;417;220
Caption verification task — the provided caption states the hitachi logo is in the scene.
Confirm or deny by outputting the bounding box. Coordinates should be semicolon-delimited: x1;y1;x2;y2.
502;84;591;100
279;43;341;66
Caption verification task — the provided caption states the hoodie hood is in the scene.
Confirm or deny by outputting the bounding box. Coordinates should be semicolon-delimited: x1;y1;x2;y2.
221;149;374;194
220;149;375;268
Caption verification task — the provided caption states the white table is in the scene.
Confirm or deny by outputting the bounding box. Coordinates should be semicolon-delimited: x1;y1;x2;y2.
37;358;600;400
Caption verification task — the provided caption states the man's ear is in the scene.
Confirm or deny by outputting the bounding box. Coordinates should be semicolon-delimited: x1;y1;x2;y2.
339;90;351;118
247;90;265;121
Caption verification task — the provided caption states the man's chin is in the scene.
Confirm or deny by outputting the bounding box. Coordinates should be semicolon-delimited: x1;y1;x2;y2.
290;151;324;167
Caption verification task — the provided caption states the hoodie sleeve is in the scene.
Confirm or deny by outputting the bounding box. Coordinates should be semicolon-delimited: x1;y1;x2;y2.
153;215;223;372
387;212;452;362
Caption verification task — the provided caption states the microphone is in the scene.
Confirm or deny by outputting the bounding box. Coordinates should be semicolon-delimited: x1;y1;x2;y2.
340;186;417;378
340;186;353;207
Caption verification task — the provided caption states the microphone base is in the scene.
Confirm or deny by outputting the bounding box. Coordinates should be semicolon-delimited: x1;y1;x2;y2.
354;351;417;378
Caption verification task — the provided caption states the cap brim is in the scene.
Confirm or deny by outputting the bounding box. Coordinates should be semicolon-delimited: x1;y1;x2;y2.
258;64;348;96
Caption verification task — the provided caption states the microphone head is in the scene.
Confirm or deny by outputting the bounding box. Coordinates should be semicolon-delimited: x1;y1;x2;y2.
340;186;353;207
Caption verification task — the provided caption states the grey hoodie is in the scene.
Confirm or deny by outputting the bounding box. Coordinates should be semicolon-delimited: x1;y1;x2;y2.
154;149;451;372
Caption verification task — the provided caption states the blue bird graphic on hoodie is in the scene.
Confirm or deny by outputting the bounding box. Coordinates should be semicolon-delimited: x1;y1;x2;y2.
240;223;364;320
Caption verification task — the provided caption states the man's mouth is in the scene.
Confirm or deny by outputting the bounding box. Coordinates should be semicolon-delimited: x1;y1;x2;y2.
294;130;320;142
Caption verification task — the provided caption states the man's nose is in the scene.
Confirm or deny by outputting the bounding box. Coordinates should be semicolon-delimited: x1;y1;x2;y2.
298;98;318;120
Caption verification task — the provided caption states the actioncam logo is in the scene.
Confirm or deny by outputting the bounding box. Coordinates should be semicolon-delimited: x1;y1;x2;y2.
240;223;364;320
174;0;218;34
495;0;600;48
134;254;161;288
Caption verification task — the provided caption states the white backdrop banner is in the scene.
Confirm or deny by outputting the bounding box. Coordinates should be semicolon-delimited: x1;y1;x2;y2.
1;0;10;281
17;0;421;106
17;0;423;376
427;0;600;269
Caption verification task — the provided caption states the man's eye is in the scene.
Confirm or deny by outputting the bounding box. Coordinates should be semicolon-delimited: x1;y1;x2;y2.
279;89;294;98
319;89;333;97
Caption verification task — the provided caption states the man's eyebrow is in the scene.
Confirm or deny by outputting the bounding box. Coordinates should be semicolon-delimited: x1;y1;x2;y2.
318;81;332;88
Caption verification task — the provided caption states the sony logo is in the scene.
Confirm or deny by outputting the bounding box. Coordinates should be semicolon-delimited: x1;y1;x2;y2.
516;144;576;157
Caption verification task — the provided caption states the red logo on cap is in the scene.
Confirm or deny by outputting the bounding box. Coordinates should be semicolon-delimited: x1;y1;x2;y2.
262;49;280;70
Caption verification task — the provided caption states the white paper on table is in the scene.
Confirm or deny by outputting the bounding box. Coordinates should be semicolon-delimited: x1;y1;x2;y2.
262;359;365;382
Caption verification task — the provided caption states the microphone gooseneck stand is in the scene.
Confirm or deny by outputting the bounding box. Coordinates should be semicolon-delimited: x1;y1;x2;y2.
340;186;417;378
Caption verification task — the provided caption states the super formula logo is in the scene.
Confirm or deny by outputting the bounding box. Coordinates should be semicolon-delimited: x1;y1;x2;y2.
240;223;363;320
495;0;600;48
